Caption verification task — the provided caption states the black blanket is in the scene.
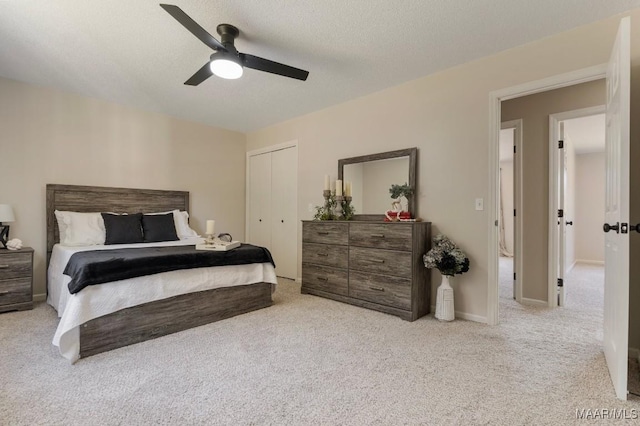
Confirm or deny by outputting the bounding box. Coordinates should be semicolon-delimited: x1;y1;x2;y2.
64;244;275;294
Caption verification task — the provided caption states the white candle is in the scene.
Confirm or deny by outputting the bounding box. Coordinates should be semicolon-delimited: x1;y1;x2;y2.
345;181;351;197
324;175;330;191
336;179;343;196
206;220;215;235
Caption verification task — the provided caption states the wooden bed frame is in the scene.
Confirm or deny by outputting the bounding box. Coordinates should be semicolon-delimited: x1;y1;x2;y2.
46;184;273;359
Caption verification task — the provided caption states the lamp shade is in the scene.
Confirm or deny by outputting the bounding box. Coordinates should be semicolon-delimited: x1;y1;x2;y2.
0;205;15;222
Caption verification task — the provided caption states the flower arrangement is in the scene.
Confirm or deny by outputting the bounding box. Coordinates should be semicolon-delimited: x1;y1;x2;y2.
423;234;470;276
313;192;337;221
389;183;413;200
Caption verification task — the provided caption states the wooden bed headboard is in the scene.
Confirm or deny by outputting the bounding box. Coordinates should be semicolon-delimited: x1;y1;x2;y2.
46;184;189;259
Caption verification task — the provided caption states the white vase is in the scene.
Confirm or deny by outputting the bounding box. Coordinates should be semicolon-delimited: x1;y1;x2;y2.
435;275;455;321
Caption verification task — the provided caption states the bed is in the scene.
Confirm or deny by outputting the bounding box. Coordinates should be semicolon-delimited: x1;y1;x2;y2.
46;184;277;362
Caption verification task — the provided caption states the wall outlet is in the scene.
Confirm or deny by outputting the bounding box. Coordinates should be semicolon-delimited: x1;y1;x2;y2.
475;198;484;211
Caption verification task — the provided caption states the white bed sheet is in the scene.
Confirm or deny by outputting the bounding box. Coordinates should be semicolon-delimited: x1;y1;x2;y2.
47;238;277;363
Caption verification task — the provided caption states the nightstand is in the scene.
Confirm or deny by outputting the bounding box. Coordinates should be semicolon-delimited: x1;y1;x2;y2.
0;247;34;313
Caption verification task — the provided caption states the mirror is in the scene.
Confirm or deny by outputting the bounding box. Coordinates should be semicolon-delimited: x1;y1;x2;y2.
338;148;417;221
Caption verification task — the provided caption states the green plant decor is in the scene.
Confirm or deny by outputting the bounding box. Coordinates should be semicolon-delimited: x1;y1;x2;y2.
313;192;337;220
389;183;414;200
341;200;355;220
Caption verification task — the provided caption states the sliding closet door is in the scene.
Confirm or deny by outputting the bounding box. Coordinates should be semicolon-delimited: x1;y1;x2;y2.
270;147;298;279
249;153;272;249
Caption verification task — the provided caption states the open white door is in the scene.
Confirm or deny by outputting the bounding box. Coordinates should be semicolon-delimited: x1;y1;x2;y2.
603;16;630;401
558;122;566;307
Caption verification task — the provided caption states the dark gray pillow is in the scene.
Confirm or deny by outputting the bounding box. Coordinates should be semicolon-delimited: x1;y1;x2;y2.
142;213;179;243
101;213;144;245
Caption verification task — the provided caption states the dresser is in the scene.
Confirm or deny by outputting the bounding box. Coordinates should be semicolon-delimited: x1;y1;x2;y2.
302;221;431;321
0;248;34;313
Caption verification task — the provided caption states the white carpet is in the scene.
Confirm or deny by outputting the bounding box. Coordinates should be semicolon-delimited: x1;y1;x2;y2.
1;270;638;425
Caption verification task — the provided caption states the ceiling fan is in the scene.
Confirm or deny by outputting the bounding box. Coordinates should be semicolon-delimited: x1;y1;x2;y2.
160;4;309;85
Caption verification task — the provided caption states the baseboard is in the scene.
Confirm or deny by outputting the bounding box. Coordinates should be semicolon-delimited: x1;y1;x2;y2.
296;277;302;284
629;347;640;360
521;297;548;307
33;293;46;302
567;261;576;273
576;259;605;266
430;305;487;323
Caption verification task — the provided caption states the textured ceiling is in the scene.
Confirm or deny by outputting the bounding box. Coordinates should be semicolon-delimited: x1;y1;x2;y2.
1;1;639;132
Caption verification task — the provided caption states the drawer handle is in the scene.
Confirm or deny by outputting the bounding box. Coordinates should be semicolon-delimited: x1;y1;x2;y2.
317;276;328;282
0;265;9;269
317;253;329;257
0;290;9;295
317;232;329;235
371;234;385;238
372;259;385;264
369;286;385;292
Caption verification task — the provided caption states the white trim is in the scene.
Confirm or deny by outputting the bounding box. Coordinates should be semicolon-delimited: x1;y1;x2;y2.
430;305;487;323
33;293;46;302
548;105;606;308
576;259;605;266
296;277;302;284
521;297;549;307
488;64;607;325
567;261;577;273
501;119;523;304
245;140;299;243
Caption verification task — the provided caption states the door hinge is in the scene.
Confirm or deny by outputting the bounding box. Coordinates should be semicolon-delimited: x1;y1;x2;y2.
513;145;516;154
514;209;516;217
558;140;564;149
495;219;499;226
513;273;516;281
558;209;564;218
557;278;564;287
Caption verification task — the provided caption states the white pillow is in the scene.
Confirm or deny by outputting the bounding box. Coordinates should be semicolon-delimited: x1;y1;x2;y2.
54;211;106;246
145;210;198;239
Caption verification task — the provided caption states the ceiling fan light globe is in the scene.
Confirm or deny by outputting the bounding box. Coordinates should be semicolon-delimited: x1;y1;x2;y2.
210;58;243;79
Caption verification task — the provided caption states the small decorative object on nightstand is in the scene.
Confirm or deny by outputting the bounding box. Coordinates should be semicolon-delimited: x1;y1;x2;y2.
0;204;15;249
0;247;34;313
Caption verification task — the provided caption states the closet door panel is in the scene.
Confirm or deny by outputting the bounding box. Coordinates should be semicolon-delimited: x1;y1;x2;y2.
270;147;298;279
249;153;272;249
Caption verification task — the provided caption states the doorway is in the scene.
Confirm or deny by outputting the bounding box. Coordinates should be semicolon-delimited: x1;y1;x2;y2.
550;108;606;308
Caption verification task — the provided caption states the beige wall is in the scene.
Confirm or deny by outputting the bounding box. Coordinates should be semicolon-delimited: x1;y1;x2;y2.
575;152;605;262
501;80;605;301
0;77;246;298
247;10;638;320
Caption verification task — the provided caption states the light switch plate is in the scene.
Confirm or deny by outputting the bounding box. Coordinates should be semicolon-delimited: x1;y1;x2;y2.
475;198;484;211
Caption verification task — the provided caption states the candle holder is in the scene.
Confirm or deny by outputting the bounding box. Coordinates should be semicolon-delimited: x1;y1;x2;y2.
205;233;215;245
335;195;344;219
323;190;331;212
341;196;354;220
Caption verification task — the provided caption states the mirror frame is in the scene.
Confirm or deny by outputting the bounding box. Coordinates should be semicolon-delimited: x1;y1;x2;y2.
338;147;417;221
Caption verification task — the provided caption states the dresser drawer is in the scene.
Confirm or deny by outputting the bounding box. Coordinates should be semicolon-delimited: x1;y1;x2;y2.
349;271;411;310
349;247;412;278
302;263;348;296
303;222;349;245
303;243;348;268
0;252;33;280
349;223;412;251
0;278;31;305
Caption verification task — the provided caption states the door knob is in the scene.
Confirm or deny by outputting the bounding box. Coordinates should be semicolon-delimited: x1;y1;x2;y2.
631;224;640;233
603;222;620;233
565;221;573;226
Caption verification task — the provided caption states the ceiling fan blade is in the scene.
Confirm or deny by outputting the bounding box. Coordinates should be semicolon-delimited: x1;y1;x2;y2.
160;4;226;52
240;53;309;81
184;62;213;86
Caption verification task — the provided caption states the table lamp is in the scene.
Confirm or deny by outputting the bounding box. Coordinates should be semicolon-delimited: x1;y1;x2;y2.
0;204;15;249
